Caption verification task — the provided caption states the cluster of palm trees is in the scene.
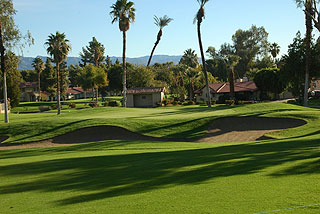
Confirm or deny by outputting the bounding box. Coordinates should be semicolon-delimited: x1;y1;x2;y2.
45;32;71;115
110;0;212;107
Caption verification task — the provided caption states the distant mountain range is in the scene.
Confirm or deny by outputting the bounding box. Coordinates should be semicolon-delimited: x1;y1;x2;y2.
18;55;183;70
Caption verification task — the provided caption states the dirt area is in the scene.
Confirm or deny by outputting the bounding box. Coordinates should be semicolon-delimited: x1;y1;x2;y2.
0;117;307;150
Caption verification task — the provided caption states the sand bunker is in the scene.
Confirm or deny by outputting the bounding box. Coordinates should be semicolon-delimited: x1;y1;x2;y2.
0;117;306;150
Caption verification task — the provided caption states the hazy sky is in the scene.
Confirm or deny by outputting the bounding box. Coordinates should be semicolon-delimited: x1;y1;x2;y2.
12;0;315;58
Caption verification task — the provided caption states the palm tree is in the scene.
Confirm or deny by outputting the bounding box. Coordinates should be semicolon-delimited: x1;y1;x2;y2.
147;15;173;66
45;31;71;114
296;0;314;106
226;55;240;101
110;0;135;107
303;0;320;32
184;67;201;100
269;42;280;63
195;0;211;107
32;57;45;101
179;48;199;68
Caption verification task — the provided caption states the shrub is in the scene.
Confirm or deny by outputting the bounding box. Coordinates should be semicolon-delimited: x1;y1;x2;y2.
108;101;121;107
225;100;235;105
89;102;99;108
187;100;195;105
102;101;109;107
68;103;76;108
51;104;58;110
217;94;230;104
237;100;256;105
172;101;178;105
39;106;50;112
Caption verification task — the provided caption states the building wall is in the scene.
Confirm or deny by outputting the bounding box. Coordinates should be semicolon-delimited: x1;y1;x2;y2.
0;103;10;113
127;94;134;107
127;92;163;107
134;94;153;107
196;88;218;103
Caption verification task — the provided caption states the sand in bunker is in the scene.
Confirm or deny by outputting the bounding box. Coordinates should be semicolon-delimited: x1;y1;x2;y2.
0;117;307;150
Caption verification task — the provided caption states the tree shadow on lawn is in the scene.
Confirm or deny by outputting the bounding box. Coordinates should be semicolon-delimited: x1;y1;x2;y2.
128;104;302;119
0;119;92;144
0;137;319;206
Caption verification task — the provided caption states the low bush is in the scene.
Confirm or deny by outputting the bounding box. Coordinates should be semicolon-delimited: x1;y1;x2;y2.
172;101;178;106
237;100;256;105
225;100;235;105
108;101;121;107
89;102;99;108
102;101;109;107
39;106;51;112
183;100;196;106
51;104;58;110
68;103;76;108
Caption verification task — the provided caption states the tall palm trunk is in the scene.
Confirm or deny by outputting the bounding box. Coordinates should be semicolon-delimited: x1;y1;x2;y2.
147;29;162;67
56;62;61;115
304;3;313;106
197;18;211;107
229;68;235;100
95;61;99;103
122;30;127;107
0;20;8;123
95;88;98;103
38;72;41;101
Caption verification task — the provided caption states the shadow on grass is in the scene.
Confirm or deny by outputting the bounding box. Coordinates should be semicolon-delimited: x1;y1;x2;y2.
0;137;319;206
0;119;92;144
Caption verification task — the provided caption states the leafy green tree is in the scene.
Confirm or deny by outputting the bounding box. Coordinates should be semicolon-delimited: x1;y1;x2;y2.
20;69;37;82
106;55;112;68
110;0;135;107
80;37;105;67
45;31;71;114
68;64;81;87
32;57;45;101
206;46;228;81
78;64;108;102
147;15;173;66
232;25;269;77
59;62;70;100
195;0;211;107
41;58;56;100
107;63;123;93
179;49;199;68
279;31;320;100
254;68;285;99
152;62;174;90
127;65;155;88
0;51;21;108
0;0;33;122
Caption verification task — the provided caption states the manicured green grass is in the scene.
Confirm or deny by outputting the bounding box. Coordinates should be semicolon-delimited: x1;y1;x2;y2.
0;103;320;213
10;97;122;113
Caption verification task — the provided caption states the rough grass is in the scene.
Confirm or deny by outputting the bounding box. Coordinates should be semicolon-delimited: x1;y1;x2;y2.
0;102;319;213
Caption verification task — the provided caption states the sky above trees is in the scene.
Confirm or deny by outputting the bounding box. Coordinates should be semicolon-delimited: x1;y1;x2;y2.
13;0;318;58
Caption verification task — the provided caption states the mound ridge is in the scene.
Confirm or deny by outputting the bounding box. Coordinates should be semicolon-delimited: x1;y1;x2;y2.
0;116;307;150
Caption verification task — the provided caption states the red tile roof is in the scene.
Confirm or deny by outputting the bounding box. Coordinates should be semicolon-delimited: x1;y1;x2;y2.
127;87;166;94
194;82;225;94
217;81;258;93
66;87;94;94
195;81;258;94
